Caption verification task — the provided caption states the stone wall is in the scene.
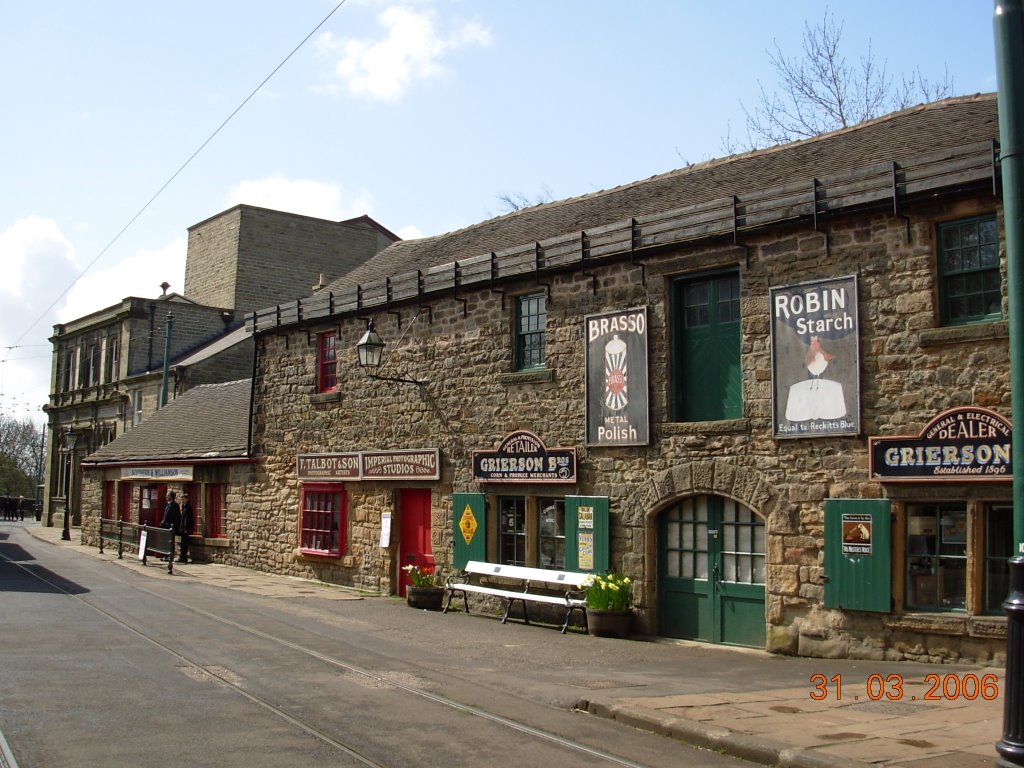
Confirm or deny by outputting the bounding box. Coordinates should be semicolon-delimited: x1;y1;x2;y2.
185;206;394;312
234;192;1008;661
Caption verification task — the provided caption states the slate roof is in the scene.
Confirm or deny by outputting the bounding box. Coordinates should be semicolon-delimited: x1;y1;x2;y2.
172;325;251;368
322;93;998;294
83;379;252;464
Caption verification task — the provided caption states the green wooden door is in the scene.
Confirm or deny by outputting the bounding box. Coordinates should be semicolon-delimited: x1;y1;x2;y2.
671;273;742;421
659;496;765;647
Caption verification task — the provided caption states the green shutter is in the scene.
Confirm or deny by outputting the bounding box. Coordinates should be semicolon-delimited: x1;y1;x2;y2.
564;496;609;573
824;499;892;612
452;493;486;569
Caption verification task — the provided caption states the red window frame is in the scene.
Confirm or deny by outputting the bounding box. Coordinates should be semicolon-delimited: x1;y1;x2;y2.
318;332;338;392
102;481;115;520
206;484;227;538
300;483;345;557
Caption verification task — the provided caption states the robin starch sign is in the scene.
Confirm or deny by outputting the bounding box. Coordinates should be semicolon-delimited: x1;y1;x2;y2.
770;275;860;439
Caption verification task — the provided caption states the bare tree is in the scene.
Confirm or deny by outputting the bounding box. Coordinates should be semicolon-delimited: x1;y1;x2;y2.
737;11;953;151
495;186;554;214
0;414;44;496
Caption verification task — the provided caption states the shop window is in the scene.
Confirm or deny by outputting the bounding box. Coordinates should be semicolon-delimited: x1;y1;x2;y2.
514;293;546;371
538;498;566;569
669;272;742;421
300;483;345;556
938;215;1001;325
318;331;338;392
985;504;1013;614
102;481;115;520
206;484;227;538
497;496;568;570
906;503;967;611
498;496;526;566
118;483;133;522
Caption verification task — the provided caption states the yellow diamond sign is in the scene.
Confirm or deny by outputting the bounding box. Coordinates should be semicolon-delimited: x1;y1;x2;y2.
459;504;478;545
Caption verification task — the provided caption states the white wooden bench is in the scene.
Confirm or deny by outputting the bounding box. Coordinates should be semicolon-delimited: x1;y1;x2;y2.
443;560;589;634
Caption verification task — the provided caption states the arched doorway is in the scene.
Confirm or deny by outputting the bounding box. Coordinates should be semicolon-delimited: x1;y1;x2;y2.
658;495;765;647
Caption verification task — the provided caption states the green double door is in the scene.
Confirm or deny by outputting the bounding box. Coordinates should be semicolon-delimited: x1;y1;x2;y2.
659;495;766;647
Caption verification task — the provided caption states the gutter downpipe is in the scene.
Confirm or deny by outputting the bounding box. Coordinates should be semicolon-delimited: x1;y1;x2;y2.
995;2;1024;765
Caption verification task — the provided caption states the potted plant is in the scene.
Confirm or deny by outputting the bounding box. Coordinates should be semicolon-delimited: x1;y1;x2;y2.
402;563;444;610
582;571;633;638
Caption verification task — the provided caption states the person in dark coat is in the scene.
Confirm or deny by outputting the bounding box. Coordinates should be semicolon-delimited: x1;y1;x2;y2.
177;492;194;564
160;491;181;560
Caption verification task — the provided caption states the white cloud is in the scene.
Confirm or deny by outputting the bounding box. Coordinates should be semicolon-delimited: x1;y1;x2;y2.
225;175;375;221
0;217;190;423
317;5;492;101
396;224;423;240
0;216;78;421
58;238;187;323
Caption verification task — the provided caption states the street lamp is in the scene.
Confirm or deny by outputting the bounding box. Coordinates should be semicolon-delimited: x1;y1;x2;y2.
355;319;425;386
62;426;78;541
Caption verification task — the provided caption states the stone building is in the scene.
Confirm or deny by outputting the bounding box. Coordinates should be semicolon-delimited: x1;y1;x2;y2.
79;379;252;548
81;94;1008;662
46;206;397;534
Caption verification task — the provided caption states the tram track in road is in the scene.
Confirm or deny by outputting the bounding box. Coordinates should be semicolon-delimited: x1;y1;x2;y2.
3;546;659;768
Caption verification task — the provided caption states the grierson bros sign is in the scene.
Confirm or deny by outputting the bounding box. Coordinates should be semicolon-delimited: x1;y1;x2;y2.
868;406;1012;481
473;430;577;483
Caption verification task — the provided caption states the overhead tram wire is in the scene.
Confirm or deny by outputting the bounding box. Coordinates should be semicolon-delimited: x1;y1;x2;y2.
12;0;350;349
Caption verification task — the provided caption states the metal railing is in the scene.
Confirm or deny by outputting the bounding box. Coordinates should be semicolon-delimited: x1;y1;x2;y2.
98;519;176;573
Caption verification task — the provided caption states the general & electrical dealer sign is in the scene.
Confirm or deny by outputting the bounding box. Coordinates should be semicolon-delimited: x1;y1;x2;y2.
868;406;1011;481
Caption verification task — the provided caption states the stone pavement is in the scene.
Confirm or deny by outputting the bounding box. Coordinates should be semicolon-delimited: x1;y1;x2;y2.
16;520;1007;768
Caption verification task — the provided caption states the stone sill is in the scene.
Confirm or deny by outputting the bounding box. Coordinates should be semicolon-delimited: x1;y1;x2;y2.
295;550;354;567
309;391;342;405
498;369;554;385
885;612;1006;639
200;537;230;548
660;418;750;436
919;320;1008;348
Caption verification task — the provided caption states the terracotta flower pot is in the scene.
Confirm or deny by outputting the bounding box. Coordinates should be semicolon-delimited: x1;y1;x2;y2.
406;586;444;610
587;608;633;638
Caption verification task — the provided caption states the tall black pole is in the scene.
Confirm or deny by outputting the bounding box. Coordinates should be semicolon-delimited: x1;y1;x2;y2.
159;312;173;408
995;2;1024;765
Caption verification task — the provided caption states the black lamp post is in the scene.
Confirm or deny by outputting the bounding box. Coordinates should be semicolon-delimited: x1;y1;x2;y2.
62;426;77;541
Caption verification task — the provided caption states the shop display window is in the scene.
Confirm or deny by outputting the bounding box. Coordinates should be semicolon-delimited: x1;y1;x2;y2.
906;503;967;611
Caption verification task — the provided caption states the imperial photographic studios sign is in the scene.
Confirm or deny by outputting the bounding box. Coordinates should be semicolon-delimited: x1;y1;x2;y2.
770;275;860;439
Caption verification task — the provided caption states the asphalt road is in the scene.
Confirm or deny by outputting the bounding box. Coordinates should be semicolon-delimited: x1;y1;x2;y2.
0;525;751;768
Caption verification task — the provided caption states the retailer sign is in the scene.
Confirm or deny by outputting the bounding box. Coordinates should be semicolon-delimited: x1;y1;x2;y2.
473;430;577;483
868;406;1012;481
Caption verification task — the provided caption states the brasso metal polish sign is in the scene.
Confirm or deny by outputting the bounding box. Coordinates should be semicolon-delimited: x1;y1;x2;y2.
585;307;649;446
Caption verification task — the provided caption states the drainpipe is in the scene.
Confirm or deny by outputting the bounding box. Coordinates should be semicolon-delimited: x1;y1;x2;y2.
159;313;173;408
994;2;1024;766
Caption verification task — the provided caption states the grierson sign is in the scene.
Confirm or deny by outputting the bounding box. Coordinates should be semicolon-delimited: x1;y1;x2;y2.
868;406;1012;481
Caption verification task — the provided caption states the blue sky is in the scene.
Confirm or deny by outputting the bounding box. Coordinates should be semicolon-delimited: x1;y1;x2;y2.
0;1;999;423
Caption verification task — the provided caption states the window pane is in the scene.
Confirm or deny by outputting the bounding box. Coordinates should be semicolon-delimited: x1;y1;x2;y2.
907;504;966;611
986;505;1013;613
515;294;546;370
940;216;1001;324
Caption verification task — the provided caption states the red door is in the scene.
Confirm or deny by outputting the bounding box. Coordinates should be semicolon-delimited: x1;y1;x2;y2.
137;484;165;527
398;489;433;597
